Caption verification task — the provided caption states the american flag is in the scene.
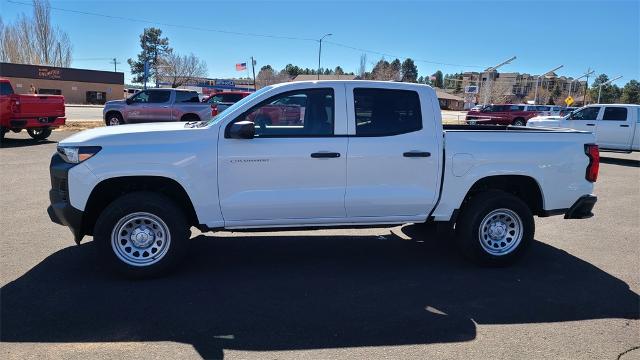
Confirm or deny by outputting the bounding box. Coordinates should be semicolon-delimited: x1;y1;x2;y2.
236;62;247;71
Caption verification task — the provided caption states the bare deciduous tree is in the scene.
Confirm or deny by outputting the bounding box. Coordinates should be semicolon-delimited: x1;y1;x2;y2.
480;80;514;104
0;0;72;67
158;52;208;88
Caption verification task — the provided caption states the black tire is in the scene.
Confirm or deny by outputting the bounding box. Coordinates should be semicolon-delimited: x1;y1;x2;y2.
512;118;526;126
105;112;123;126
94;191;190;278
27;127;52;140
0;127;5;143
180;114;200;122
455;190;534;266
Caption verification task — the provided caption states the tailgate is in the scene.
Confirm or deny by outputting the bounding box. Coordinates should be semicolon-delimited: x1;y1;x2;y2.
16;94;65;117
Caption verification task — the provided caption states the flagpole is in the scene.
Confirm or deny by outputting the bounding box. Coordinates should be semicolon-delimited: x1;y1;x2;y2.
251;56;257;91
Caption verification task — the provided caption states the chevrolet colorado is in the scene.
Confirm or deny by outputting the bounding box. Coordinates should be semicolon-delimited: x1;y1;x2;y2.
48;81;599;277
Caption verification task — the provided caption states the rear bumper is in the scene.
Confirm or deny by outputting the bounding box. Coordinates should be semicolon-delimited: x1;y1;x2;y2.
6;116;65;129
564;195;597;219
48;153;84;244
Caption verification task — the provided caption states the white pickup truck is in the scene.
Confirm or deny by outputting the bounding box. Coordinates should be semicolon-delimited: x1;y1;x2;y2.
527;104;640;152
48;81;599;278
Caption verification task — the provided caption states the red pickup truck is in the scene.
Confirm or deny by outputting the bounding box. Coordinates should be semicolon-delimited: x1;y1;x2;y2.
465;104;539;126
0;78;66;142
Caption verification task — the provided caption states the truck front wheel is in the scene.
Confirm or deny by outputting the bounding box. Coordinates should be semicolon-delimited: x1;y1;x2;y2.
27;127;52;140
455;190;533;266
94;191;190;278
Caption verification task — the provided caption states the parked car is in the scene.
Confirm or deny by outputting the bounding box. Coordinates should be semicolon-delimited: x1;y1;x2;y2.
559;107;578;116
527;104;640;152
103;88;211;126
203;91;251;116
48;81;599;277
0;78;65;142
465;104;540;126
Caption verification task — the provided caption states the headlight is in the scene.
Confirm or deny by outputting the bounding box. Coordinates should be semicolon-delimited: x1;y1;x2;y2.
57;146;101;164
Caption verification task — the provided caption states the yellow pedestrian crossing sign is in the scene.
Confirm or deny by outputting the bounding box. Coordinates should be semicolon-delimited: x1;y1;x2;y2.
564;96;574;106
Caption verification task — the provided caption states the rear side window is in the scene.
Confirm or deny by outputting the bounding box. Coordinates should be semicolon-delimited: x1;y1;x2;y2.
509;105;524;111
354;88;422;136
175;91;200;103
602;107;628;121
0;82;14;95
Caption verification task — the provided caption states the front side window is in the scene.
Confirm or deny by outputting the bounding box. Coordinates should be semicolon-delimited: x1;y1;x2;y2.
571;106;600;120
354;88;421;136
232;88;334;137
148;90;171;103
131;90;150;103
602;107;628;121
0;82;14;95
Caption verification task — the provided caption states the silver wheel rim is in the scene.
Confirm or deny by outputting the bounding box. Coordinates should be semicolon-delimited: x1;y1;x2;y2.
478;208;523;256
111;212;171;267
109;117;120;126
31;129;43;135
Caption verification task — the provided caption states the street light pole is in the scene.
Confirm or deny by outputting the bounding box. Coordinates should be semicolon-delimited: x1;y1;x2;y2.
597;75;623;103
534;65;563;105
317;33;332;80
481;56;516;105
568;69;595;98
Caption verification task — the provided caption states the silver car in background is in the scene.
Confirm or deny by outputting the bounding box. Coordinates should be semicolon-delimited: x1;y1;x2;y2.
103;88;211;126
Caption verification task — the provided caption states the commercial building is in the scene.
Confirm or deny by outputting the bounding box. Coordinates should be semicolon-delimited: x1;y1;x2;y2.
0;62;124;104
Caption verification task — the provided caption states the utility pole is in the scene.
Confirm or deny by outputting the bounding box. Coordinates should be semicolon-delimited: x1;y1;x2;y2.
534;65;563;104
568;69;594;98
481;56;516;105
598;75;623;103
251;56;257;91
583;67;592;104
317;33;332;80
111;58;121;72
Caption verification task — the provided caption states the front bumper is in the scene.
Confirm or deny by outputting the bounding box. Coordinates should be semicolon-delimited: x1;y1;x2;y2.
564;195;597;219
47;153;84;243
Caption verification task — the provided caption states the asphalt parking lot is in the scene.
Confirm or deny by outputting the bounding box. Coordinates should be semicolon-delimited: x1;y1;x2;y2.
1;131;639;360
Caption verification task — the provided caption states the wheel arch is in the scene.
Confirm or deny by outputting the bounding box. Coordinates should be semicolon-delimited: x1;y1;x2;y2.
457;175;544;219
82;175;199;236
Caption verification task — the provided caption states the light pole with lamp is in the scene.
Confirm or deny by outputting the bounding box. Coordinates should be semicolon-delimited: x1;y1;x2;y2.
481;56;516;105
317;33;332;80
568;69;594;98
533;65;563;105
597;75;622;103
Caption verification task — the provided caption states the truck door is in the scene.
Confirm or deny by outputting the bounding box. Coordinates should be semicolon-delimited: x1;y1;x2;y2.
564;106;601;132
218;85;348;226
344;86;440;219
597;106;633;150
125;90;150;123
146;90;172;121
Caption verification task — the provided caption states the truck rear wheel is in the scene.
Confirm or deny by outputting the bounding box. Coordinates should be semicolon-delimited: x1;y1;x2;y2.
94;191;190;278
27;127;52;140
455;190;533;266
512;118;526;126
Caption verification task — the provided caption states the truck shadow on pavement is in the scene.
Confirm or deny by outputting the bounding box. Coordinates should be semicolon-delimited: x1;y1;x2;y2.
2;225;639;359
599;156;640;168
0;137;55;148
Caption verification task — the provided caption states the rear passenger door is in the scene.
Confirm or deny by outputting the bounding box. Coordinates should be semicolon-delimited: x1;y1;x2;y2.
344;86;440;220
597;106;632;150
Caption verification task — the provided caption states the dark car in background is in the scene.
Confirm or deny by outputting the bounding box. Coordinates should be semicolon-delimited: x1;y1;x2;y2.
465;104;541;126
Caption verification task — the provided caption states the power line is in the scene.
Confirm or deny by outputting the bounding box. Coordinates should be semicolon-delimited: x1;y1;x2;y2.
5;0;489;70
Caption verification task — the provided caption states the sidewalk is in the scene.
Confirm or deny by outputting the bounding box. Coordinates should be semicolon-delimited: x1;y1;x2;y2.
65;104;104;109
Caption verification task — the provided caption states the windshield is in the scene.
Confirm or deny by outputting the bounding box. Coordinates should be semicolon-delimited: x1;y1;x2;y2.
203;86;273;126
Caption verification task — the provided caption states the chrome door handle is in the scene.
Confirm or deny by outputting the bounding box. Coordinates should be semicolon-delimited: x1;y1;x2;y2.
620;124;629;127
586;123;595;126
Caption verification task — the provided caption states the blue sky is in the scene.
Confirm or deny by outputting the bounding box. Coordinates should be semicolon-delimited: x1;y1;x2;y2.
1;0;638;86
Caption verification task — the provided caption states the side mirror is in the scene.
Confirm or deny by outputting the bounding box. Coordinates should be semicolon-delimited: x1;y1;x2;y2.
125;98;133;105
227;120;255;139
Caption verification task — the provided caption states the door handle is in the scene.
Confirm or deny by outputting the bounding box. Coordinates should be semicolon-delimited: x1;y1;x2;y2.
620;124;629;127
311;152;340;158
403;151;431;158
162;106;169;108
586;123;595;126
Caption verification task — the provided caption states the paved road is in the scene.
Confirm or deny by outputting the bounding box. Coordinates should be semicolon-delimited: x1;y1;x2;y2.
65;105;104;122
1;131;638;360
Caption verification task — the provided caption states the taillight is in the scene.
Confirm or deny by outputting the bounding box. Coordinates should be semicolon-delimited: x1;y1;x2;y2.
10;99;20;113
211;104;218;116
585;144;599;182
